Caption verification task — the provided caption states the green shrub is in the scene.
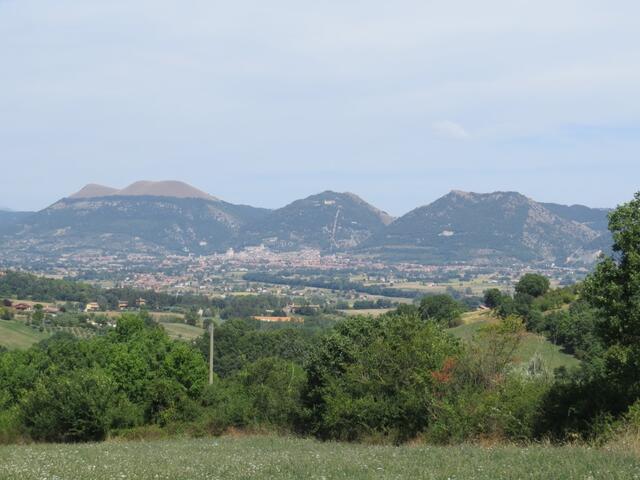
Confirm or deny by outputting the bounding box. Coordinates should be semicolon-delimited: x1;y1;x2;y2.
20;368;117;442
198;357;306;433
303;312;460;442
144;378;200;426
0;407;24;444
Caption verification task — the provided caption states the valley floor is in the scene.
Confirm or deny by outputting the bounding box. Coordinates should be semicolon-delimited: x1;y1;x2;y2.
0;436;638;480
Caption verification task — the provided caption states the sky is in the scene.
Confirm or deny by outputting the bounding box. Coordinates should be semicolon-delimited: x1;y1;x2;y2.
1;1;639;215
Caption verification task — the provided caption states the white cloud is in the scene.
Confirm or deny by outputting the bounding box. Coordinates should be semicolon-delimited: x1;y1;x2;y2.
432;120;470;140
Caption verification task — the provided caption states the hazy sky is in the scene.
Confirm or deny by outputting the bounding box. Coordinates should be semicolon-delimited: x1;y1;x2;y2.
1;1;639;215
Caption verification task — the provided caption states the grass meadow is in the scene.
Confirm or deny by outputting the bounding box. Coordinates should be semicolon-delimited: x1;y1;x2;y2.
0;436;638;480
451;310;580;370
0;320;49;350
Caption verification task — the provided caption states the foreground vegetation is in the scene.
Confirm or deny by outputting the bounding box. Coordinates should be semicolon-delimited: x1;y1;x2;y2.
1;436;638;480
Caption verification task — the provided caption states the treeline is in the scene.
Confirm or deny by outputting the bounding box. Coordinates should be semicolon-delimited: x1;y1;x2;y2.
351;298;395;309
243;272;420;299
0;271;211;309
0;271;295;320
0;308;545;444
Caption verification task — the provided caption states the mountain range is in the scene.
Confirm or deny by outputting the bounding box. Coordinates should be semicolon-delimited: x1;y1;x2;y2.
0;181;611;266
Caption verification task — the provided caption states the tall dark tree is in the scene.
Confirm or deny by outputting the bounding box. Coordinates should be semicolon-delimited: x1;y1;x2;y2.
418;294;464;327
540;193;640;438
483;288;503;309
581;193;640;408
515;274;550;298
583;192;640;347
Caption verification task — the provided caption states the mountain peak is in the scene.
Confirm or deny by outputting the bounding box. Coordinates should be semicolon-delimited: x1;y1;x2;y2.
69;184;119;199
448;190;526;199
68;181;217;201
115;181;217;200
308;191;394;225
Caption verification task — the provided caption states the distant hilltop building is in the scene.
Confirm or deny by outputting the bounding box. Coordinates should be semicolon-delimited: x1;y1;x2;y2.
136;298;146;307
118;301;128;310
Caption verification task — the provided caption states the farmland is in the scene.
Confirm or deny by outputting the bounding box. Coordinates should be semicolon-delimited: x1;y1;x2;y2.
0;436;638;480
451;310;580;370
0;320;49;349
162;322;205;341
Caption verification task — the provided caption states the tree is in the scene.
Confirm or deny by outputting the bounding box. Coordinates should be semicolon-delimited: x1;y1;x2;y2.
581;193;640;401
185;307;199;326
470;315;526;387
419;294;464;327
32;304;44;329
515;274;550;298
483;288;503;309
583;193;640;347
540;193;640;438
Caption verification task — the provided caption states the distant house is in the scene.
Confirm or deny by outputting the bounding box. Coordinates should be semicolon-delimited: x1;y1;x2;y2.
118;301;129;310
44;306;59;314
253;316;303;324
13;303;31;312
284;304;321;315
136;298;146;308
85;302;100;312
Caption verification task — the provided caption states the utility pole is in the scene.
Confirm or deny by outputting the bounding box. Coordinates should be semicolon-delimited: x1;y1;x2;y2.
208;321;214;385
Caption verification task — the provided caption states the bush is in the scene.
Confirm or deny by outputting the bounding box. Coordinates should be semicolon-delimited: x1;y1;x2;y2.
236;357;306;429
144;378;200;426
199;357;306;433
303;312;460;442
0;407;24;444
20;368;117;442
200;381;254;431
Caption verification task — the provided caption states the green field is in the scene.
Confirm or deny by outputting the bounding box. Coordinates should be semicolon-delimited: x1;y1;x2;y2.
450;312;580;371
0;436;637;479
339;308;394;317
0;320;49;349
162;322;205;341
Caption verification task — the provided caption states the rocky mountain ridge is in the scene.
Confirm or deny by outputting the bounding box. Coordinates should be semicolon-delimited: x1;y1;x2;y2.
0;183;612;266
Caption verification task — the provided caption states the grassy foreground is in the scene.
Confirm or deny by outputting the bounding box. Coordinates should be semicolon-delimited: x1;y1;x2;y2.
0;436;638;480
